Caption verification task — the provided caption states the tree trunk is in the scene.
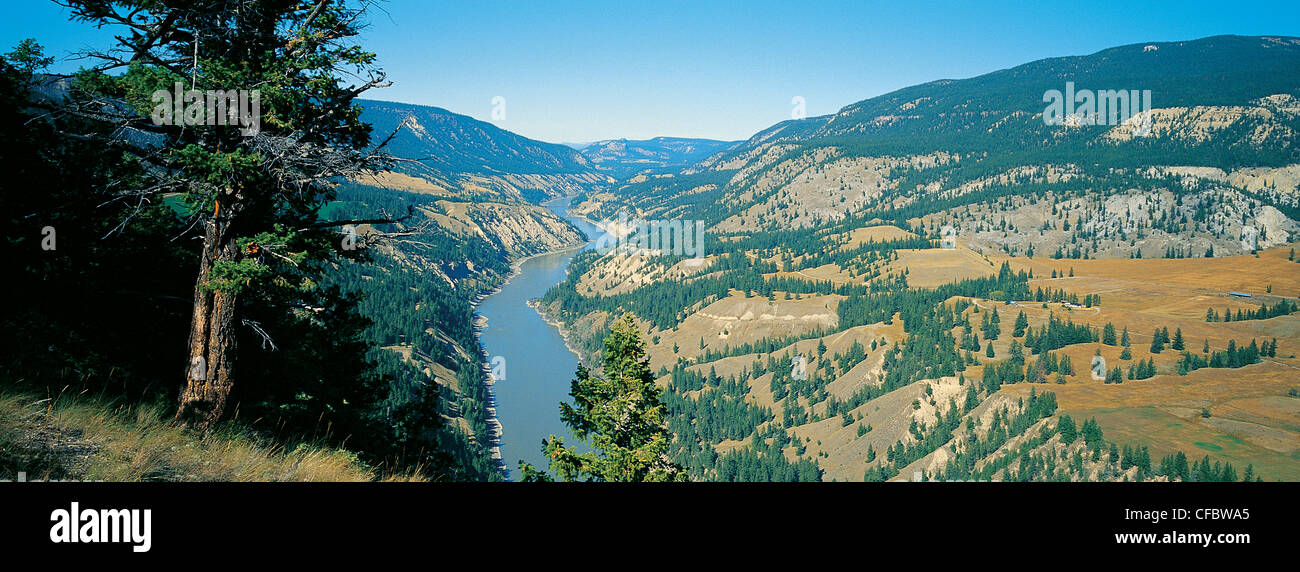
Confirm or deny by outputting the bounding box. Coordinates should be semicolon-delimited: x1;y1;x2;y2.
175;202;240;430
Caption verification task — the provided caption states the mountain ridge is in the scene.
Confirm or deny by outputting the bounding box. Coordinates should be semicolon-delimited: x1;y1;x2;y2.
579;136;740;179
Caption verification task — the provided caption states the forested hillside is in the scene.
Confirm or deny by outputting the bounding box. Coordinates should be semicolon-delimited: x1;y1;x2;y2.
333;100;618;477
0;4;505;480
3;6;1296;484
0;3;605;481
539;35;1300;481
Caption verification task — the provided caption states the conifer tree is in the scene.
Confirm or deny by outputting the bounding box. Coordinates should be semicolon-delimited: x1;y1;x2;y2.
524;315;686;482
1013;311;1029;337
1150;329;1165;354
1102;322;1117;346
58;0;397;429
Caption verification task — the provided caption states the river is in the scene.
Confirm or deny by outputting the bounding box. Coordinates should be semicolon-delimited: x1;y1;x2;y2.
474;196;601;480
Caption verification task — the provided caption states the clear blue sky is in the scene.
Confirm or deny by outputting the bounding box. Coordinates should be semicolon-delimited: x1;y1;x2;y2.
6;0;1300;143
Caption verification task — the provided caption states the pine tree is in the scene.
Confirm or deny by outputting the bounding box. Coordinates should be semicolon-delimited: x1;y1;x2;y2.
1106;365;1124;384
1058;415;1077;444
1171;328;1185;351
1149;329;1165;354
1102;322;1117;345
524;315;686;482
58;1;398;429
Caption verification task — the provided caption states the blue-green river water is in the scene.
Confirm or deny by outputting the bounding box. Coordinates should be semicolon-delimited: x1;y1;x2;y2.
475;197;601;479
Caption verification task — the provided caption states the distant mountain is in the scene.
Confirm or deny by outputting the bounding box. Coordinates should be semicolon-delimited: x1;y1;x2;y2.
546;35;1300;484
580;137;738;179
359;100;595;175
588;35;1300;246
357;100;609;203
702;35;1300;170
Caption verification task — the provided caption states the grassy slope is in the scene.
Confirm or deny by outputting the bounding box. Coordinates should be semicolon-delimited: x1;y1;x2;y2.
0;391;422;482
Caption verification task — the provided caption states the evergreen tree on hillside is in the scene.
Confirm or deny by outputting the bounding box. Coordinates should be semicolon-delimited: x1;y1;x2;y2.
1102;322;1117;346
1106;365;1124;384
1150;329;1165;354
1013;311;1029;337
1058;415;1078;445
58;1;398;429
523;315;687;482
1;39;202;404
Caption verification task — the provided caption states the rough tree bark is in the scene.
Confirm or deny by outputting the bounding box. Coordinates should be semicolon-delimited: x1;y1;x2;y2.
175;196;240;429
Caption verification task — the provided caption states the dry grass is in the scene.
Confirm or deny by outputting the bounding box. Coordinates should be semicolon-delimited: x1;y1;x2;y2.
837;225;918;249
643;291;843;370
884;243;999;288
0;391;425;482
351;170;453;196
976;245;1300;480
1003;244;1300;298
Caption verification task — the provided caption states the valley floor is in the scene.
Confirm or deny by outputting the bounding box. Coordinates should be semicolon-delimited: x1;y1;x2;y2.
561;236;1300;481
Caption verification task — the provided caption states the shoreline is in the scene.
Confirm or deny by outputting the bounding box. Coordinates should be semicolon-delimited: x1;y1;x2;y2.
470;243;583;477
526;298;588;367
469;194;593;478
468;193;598;306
